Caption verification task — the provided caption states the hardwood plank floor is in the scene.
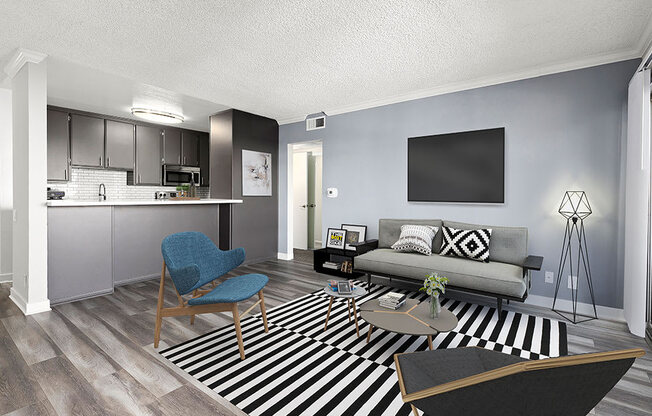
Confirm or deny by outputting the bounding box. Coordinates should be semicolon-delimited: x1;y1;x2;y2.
0;259;650;415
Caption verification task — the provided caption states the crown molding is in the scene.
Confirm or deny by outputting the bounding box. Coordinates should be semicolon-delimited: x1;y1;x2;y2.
3;48;47;79
277;49;641;125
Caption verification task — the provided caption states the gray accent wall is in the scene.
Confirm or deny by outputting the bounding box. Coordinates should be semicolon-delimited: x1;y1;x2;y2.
211;109;279;263
279;59;640;309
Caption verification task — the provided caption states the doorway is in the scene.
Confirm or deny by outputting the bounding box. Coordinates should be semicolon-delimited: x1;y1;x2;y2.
290;141;322;262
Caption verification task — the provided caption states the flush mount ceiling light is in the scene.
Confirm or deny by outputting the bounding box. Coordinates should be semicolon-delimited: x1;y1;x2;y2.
131;108;184;124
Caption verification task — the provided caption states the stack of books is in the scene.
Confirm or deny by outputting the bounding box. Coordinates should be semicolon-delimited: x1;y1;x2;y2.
378;292;407;310
322;261;340;270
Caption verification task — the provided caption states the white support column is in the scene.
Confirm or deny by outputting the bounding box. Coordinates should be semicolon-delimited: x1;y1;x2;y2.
4;49;50;315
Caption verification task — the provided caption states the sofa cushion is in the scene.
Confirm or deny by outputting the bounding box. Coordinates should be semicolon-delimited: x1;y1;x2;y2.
379;219;443;252
440;226;492;262
391;225;439;255
355;249;526;298
444;220;527;266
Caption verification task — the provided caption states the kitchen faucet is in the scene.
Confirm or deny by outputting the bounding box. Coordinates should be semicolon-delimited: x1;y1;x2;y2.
99;183;106;201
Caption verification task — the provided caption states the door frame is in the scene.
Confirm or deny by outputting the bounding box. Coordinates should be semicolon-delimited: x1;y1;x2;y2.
286;140;322;260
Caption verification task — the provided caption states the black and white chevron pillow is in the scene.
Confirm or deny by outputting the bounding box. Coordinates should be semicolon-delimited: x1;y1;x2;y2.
440;226;492;262
391;225;438;256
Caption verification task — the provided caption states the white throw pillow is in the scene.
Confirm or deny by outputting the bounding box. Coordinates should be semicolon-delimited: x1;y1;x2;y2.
391;225;438;256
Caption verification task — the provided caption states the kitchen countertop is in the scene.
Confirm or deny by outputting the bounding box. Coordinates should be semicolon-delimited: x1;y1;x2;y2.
46;198;243;207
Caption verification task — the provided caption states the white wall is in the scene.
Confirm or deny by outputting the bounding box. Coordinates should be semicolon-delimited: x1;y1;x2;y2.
10;58;50;314
0;88;12;282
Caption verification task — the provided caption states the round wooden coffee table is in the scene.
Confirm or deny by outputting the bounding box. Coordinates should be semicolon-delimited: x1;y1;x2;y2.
323;286;368;337
360;298;458;349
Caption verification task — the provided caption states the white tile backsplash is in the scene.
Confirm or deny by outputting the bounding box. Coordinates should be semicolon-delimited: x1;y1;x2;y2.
48;168;209;200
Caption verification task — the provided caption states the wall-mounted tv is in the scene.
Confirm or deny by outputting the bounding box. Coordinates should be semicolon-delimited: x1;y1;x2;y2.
408;128;504;203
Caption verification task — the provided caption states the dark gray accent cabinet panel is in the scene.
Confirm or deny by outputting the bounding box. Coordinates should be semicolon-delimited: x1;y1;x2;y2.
105;120;134;170
209;109;278;262
112;205;219;284
182;130;199;166
47;207;113;304
199;132;210;186
135;125;162;185
163;128;182;165
47;109;70;181
70;114;104;167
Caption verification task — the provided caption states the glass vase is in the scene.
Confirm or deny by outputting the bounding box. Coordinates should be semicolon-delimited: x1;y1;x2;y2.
430;294;441;319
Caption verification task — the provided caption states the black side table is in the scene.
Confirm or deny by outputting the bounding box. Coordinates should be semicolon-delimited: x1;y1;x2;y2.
313;239;378;279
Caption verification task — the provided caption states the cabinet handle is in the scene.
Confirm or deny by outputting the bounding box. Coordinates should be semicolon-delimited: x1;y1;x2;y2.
64;169;67;180
184;156;186;165
107;157;110;167
178;155;180;164
99;156;102;166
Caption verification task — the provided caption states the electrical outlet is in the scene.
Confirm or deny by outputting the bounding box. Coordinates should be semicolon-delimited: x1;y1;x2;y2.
567;275;577;290
545;271;554;284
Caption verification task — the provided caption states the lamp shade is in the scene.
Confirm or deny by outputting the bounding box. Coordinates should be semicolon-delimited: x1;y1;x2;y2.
559;191;592;219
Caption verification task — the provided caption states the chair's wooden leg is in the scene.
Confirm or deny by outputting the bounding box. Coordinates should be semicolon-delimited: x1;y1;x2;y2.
232;303;245;360
324;297;334;331
259;290;269;332
366;324;373;343
427;335;433;350
347;299;352;322
352;297;360;337
154;262;166;348
411;404;419;416
190;289;198;325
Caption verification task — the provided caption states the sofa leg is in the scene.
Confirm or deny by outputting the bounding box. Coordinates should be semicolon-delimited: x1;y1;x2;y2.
367;273;371;290
506;299;510;305
497;298;503;318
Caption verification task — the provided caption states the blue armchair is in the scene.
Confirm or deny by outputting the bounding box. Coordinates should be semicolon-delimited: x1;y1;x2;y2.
155;232;269;360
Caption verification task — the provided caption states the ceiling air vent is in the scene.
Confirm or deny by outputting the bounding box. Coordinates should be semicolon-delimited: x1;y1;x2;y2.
306;115;326;131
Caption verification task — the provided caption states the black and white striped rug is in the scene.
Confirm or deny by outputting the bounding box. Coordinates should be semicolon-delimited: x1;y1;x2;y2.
160;282;567;416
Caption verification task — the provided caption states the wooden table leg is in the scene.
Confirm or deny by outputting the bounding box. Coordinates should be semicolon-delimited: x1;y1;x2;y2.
411;404;419;416
427;335;433;350
352;297;359;337
366;324;374;343
347;299;352;322
324;297;334;331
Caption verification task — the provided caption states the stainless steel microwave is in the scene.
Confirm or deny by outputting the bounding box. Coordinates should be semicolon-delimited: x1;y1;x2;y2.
163;165;200;186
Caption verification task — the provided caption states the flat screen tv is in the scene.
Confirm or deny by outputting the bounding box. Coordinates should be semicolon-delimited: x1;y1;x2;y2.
408;128;504;203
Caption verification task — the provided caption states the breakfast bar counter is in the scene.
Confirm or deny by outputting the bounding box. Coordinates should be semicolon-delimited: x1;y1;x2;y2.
47;199;241;304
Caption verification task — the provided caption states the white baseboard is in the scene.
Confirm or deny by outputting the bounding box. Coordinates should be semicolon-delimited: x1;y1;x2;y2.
526;294;625;322
9;287;51;315
277;252;294;261
0;272;12;283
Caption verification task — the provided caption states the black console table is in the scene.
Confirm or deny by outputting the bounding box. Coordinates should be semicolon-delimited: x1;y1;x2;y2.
313;240;378;279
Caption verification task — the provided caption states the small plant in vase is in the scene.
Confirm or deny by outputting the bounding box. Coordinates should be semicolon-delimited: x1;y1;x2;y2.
420;273;449;319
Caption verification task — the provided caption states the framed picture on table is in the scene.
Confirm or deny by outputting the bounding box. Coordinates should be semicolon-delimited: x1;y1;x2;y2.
326;228;347;250
341;224;367;251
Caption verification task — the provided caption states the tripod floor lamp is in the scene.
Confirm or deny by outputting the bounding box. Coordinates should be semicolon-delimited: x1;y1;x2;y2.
552;191;598;324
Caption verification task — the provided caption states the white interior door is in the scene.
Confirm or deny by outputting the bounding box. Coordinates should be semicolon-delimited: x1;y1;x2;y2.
624;68;650;337
293;152;308;250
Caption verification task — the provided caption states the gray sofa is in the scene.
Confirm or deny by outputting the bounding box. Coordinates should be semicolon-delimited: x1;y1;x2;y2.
355;219;543;315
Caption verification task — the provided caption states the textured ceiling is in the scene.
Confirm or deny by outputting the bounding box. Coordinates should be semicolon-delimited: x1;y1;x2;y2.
1;1;651;124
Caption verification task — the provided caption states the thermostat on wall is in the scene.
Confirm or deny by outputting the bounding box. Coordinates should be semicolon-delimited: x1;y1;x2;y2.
327;188;338;198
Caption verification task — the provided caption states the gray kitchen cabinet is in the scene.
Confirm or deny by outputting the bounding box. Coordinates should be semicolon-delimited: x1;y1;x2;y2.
47;109;70;181
48;207;113;304
181;130;199;166
199;132;210;186
163;128;182;165
135;125;162;185
70;114;104;167
105;120;134;169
